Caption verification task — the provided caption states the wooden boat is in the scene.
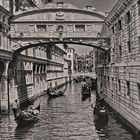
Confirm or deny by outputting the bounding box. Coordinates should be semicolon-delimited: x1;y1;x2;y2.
47;84;67;98
15;103;40;127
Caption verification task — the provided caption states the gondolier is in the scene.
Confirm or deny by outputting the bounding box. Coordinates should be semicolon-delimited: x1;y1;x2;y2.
12;99;19;118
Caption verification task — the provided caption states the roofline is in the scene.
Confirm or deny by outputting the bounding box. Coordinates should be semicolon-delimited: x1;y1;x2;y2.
106;0;133;24
11;8;105;22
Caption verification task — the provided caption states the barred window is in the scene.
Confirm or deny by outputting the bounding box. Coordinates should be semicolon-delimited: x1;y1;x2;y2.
119;45;122;56
126;11;131;24
118;79;121;92
126;81;130;96
127;41;131;53
118;20;122;30
137;83;140;100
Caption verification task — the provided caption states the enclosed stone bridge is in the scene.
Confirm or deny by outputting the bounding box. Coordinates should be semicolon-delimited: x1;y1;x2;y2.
12;38;109;58
10;2;110;57
72;72;97;80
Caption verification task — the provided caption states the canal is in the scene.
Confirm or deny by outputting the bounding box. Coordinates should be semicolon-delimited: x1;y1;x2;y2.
0;82;139;140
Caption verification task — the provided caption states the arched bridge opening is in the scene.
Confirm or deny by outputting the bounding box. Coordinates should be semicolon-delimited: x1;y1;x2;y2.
12;39;110;59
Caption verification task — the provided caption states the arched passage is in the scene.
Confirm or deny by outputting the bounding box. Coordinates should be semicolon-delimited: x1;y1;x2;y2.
12;40;109;59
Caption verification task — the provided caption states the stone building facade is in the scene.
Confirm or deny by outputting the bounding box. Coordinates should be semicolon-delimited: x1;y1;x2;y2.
67;47;75;74
0;1;12;113
74;50;95;73
0;1;105;113
97;0;140;134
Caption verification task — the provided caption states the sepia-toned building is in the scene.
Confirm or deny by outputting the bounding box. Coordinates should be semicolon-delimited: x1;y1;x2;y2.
0;1;105;112
97;0;140;135
0;1;12;113
74;50;95;73
66;47;75;74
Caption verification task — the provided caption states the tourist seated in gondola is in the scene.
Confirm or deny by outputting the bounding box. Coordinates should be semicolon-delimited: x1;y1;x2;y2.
94;92;106;112
28;106;39;116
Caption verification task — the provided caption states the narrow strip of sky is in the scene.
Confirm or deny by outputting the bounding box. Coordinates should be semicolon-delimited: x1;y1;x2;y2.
54;0;118;12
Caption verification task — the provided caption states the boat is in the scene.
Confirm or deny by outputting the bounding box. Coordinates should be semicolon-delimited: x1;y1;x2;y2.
93;106;108;117
81;84;91;95
15;103;40;127
47;84;67;98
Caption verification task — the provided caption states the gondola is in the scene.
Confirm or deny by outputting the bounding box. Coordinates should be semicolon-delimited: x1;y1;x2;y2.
81;84;91;95
93;106;108;117
15;103;40;127
47;84;67;98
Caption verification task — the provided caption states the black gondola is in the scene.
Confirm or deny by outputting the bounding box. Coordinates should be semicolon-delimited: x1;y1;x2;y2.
15;103;40;127
47;84;67;98
82;85;91;95
93;105;108;117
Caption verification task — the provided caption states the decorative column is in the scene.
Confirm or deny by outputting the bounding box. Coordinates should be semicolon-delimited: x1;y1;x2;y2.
37;65;41;96
0;61;10;113
33;64;38;98
45;65;47;91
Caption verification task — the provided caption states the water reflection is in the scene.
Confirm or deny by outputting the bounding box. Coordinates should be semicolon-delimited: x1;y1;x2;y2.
0;82;139;140
14;123;35;140
82;94;91;101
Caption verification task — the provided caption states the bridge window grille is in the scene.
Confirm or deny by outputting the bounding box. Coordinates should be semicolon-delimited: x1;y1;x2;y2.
37;25;47;32
118;79;121;92
137;83;140;100
75;25;85;32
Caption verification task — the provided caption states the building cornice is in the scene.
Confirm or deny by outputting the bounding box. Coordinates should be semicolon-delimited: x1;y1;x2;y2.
18;54;64;67
11;20;104;24
106;0;134;26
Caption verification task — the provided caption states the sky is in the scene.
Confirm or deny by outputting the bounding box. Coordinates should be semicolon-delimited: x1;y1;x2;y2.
54;0;118;12
54;0;118;54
